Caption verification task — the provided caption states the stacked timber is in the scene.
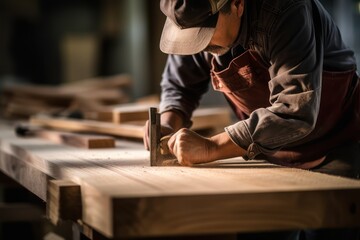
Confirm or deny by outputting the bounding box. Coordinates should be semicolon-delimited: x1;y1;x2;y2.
1;74;132;119
1;74;233;143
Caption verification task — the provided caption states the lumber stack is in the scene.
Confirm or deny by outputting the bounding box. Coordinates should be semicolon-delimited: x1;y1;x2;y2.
1;74;132;119
1;73;233;143
15;123;116;149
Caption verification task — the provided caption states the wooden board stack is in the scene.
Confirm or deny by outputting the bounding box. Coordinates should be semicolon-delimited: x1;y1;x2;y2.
1;74;132;119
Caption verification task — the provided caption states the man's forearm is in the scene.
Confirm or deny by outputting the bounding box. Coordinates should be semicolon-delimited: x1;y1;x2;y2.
167;129;246;166
210;132;246;161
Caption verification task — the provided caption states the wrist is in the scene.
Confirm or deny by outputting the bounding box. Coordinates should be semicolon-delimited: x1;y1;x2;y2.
210;132;246;160
160;110;186;132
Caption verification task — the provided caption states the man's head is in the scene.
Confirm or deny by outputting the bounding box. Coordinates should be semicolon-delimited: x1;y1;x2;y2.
160;0;244;55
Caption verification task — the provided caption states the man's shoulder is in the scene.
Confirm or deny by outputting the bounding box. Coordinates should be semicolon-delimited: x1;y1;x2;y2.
254;0;311;34
259;0;310;14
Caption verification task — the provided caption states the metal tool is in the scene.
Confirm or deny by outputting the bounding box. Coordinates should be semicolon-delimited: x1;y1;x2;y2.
15;123;41;137
149;108;178;166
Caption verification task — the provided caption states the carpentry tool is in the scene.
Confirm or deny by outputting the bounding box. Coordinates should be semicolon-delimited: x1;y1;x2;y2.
149;108;179;166
15;123;42;137
15;123;115;149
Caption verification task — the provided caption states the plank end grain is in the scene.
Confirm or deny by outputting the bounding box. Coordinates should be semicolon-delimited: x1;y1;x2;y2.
47;180;82;225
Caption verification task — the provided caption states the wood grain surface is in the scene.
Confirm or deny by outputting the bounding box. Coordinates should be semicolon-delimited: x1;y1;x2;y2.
0;127;359;238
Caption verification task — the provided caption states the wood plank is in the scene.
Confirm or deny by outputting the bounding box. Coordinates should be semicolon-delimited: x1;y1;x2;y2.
19;127;116;149
0;151;48;200
112;189;360;237
112;104;154;123
83;111;113;122
1;128;360;238
49;145;360;237
39;131;115;149
82;161;360;238
30;115;144;139
111;105;231;129
72;89;129;110
2;75;132;119
3;74;131;102
47;180;82;225
0;129;156;237
28;107;231;141
79;166;360;238
191;107;231;130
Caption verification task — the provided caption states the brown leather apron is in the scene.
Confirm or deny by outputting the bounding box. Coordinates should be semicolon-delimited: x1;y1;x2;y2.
211;50;360;168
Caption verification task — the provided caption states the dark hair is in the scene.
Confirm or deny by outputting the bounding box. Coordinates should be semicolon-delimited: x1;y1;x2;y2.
220;0;232;14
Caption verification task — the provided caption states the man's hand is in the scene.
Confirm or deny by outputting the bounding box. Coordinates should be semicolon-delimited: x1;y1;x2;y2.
167;129;215;166
143;120;175;150
167;129;246;166
143;110;185;150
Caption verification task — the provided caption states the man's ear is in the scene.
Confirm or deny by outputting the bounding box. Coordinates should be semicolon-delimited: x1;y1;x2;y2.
234;0;244;17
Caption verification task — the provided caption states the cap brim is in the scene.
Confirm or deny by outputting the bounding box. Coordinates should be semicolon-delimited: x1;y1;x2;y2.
160;17;216;55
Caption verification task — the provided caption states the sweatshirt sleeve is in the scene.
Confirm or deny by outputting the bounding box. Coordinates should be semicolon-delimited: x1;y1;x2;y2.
160;53;212;124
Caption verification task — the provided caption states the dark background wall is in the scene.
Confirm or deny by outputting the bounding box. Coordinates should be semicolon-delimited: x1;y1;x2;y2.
0;0;359;102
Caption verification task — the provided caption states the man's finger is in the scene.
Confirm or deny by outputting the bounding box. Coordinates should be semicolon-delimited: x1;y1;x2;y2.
167;132;176;155
143;120;150;150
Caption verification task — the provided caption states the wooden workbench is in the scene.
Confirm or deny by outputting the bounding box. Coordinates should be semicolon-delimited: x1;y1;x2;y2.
0;122;359;239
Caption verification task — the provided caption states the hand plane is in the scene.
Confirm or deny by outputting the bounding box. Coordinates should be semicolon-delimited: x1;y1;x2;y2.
149;108;179;166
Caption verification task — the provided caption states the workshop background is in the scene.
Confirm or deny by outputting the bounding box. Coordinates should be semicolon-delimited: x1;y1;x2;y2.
0;0;359;101
0;0;359;239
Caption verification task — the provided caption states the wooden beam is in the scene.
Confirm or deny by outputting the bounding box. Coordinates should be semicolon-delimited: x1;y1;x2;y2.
191;107;231;130
3;74;131;102
0;151;48;201
29;109;229;140
111;106;232;129
112;189;360;238
47;180;82;225
2;75;132;118
29;105;230;140
18;127;116;149
83;111;113;122
112;104;153;123
1;128;360;238
30;115;144;139
38;131;115;149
